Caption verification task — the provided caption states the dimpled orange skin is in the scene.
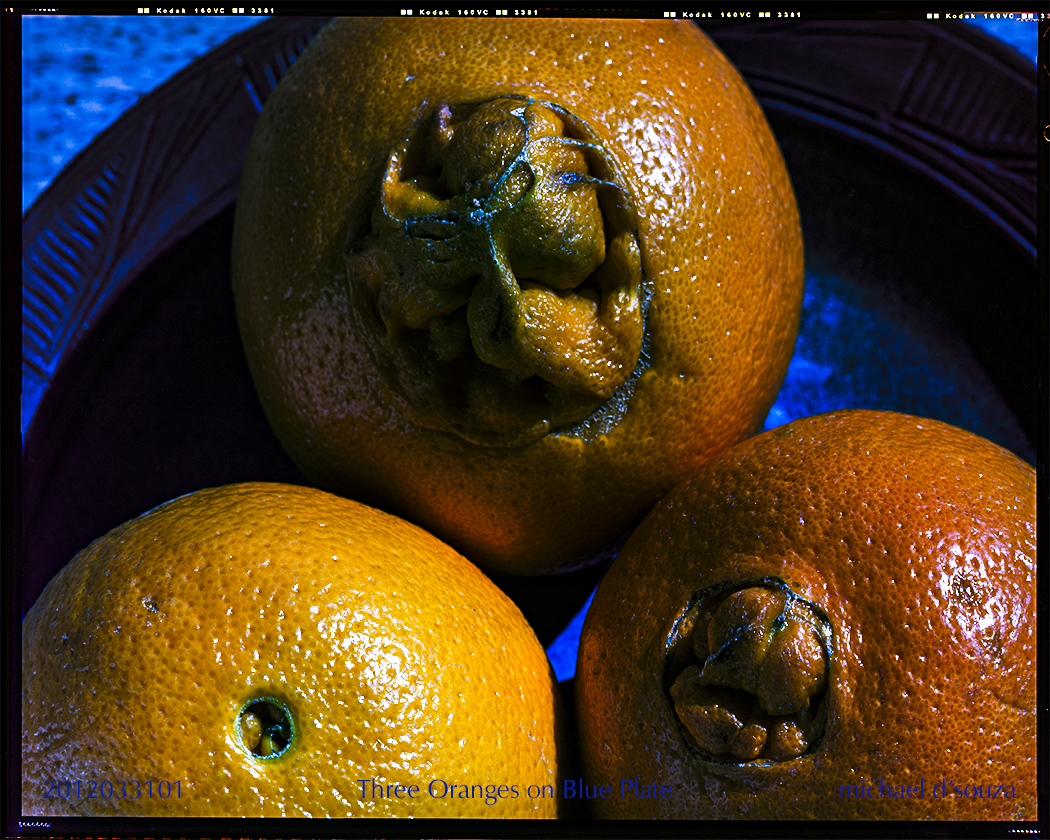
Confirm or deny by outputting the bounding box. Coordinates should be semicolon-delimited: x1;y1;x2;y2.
231;18;804;575
22;483;564;817
576;410;1036;819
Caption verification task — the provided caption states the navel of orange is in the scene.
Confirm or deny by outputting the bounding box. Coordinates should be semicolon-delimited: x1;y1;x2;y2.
231;18;804;575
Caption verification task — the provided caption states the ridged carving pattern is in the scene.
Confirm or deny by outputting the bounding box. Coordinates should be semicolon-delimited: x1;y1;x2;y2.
22;17;330;437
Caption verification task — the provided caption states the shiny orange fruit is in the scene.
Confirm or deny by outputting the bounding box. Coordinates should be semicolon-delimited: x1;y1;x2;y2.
576;410;1036;819
231;18;804;575
22;483;564;817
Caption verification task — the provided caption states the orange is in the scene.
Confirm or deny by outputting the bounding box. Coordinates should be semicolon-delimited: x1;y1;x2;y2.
231;18;804;576
575;410;1036;819
22;483;564;817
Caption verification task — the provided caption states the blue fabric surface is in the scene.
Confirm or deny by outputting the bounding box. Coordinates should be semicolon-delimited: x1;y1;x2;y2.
22;15;266;212
969;15;1041;61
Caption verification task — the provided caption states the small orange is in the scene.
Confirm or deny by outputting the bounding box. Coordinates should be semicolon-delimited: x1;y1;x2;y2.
22;483;564;817
575;410;1035;819
231;18;804;575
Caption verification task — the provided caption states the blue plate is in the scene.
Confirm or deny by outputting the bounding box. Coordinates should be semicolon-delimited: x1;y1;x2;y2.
21;19;1039;688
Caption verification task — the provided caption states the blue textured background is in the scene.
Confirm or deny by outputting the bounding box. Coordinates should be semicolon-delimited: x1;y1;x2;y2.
22;15;267;211
21;14;1040;682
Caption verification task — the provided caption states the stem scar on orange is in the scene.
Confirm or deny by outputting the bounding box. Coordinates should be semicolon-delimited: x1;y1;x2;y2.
576;410;1036;819
231;18;804;575
22;483;565;817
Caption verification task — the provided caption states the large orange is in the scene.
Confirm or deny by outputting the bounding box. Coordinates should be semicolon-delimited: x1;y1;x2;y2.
22;483;564;817
231;18;804;576
575;410;1036;819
